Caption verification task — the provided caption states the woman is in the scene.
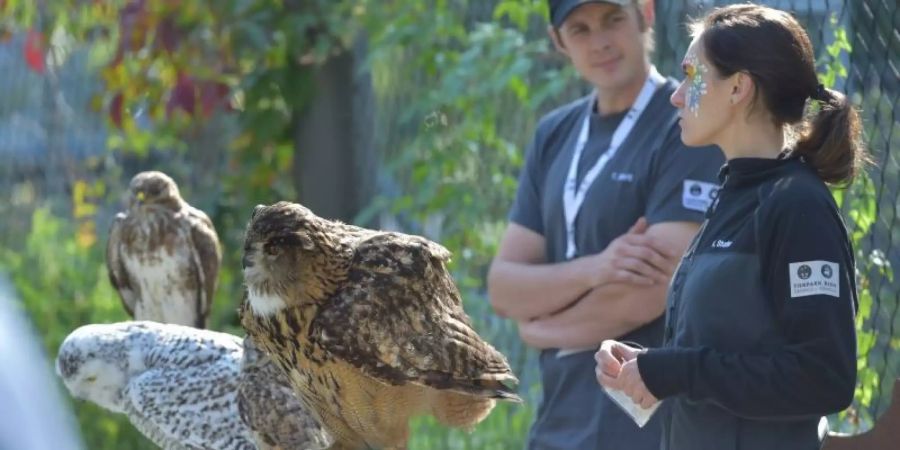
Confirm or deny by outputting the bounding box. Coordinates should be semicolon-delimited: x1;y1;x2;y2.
596;4;863;450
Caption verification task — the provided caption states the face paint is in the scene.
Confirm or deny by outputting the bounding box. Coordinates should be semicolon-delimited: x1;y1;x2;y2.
684;51;708;117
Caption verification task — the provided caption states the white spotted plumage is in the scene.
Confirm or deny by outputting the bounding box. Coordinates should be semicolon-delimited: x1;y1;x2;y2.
56;321;256;450
123;242;199;324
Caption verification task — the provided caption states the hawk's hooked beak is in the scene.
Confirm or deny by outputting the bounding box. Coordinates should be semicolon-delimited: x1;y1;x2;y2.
135;191;145;204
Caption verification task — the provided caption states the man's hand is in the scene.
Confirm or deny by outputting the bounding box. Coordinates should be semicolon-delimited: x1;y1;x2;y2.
595;340;658;409
495;218;698;346
576;217;680;288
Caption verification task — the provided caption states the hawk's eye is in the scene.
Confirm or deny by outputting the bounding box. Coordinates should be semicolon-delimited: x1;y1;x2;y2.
85;375;98;383
148;186;162;196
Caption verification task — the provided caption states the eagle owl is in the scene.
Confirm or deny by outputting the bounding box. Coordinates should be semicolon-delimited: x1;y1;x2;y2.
239;201;521;450
238;335;333;450
107;171;221;328
55;321;257;450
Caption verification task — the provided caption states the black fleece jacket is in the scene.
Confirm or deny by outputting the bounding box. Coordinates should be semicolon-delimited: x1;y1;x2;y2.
637;156;858;450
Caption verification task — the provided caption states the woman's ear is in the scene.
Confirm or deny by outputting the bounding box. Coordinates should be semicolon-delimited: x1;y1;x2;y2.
730;72;755;106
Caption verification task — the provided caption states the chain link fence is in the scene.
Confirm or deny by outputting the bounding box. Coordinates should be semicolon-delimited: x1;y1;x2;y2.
368;0;900;433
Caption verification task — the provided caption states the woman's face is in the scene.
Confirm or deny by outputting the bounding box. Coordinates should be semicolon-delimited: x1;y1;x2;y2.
670;34;735;147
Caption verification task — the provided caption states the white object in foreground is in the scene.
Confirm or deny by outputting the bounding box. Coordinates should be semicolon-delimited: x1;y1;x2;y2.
603;386;662;428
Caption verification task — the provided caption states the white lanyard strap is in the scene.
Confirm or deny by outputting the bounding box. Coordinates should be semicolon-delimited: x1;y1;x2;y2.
563;66;665;260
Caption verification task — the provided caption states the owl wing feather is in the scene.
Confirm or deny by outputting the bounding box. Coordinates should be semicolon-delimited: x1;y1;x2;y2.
124;362;255;450
107;212;137;317
309;233;520;400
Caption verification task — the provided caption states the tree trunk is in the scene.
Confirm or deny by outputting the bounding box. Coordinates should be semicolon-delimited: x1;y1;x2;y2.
292;36;375;225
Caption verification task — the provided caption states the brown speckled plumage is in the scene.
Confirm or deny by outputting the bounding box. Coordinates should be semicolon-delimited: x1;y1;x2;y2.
237;335;332;450
239;202;521;450
107;171;221;328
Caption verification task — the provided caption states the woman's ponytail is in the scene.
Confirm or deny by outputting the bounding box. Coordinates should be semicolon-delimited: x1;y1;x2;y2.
793;87;866;186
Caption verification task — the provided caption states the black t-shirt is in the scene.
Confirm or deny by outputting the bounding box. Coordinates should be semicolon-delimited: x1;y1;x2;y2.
511;79;724;450
638;156;858;450
510;82;723;264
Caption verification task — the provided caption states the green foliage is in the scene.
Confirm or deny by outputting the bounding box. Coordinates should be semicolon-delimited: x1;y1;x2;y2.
0;207;156;449
820;14;894;432
816;14;851;89
352;1;568;445
357;0;568;284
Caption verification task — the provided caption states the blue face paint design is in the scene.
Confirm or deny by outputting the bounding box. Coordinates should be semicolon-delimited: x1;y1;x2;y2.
684;51;709;117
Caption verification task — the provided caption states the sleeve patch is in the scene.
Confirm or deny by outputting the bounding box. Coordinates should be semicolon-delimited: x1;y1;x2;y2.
682;179;719;212
789;261;840;298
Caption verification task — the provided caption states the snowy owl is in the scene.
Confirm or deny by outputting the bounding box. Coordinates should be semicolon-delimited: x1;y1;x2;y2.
56;321;255;450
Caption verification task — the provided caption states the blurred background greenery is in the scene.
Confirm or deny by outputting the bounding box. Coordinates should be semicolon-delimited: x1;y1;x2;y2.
0;0;896;448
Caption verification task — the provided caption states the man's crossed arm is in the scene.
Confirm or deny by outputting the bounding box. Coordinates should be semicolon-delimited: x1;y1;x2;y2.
487;218;700;350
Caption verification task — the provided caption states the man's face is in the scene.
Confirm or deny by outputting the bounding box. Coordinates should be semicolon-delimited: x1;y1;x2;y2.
551;2;649;92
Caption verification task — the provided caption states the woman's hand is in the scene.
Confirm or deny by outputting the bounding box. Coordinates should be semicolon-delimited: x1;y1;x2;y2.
595;340;658;409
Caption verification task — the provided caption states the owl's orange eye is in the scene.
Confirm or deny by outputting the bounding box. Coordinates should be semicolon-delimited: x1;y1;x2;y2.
264;242;282;256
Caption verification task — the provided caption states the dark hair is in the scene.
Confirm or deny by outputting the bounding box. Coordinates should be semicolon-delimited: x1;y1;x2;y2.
692;4;865;185
550;0;650;30
550;0;654;52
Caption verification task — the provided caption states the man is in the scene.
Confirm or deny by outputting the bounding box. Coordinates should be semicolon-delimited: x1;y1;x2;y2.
487;1;724;449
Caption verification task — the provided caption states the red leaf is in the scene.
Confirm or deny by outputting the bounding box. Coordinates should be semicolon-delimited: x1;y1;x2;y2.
166;74;197;117
154;17;180;53
109;93;124;129
119;0;148;51
199;81;231;117
23;30;45;74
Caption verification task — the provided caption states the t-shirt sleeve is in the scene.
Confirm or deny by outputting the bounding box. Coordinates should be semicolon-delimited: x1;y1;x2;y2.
508;124;548;235
644;124;724;225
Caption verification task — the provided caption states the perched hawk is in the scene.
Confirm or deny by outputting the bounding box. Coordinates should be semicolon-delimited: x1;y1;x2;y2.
239;201;521;450
107;171;221;328
238;335;332;450
55;321;257;450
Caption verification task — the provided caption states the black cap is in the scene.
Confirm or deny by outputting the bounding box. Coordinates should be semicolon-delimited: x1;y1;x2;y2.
548;0;631;28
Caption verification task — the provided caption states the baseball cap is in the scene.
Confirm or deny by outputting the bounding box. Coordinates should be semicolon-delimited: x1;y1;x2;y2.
548;0;631;28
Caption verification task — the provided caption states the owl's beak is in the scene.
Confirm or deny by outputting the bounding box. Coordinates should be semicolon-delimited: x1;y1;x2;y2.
242;253;254;269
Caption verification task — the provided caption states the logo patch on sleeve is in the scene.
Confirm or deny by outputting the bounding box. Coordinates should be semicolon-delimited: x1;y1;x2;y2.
789;261;839;298
682;180;719;212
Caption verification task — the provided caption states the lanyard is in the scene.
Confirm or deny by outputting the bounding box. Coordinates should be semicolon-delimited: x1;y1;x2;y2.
562;66;665;260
